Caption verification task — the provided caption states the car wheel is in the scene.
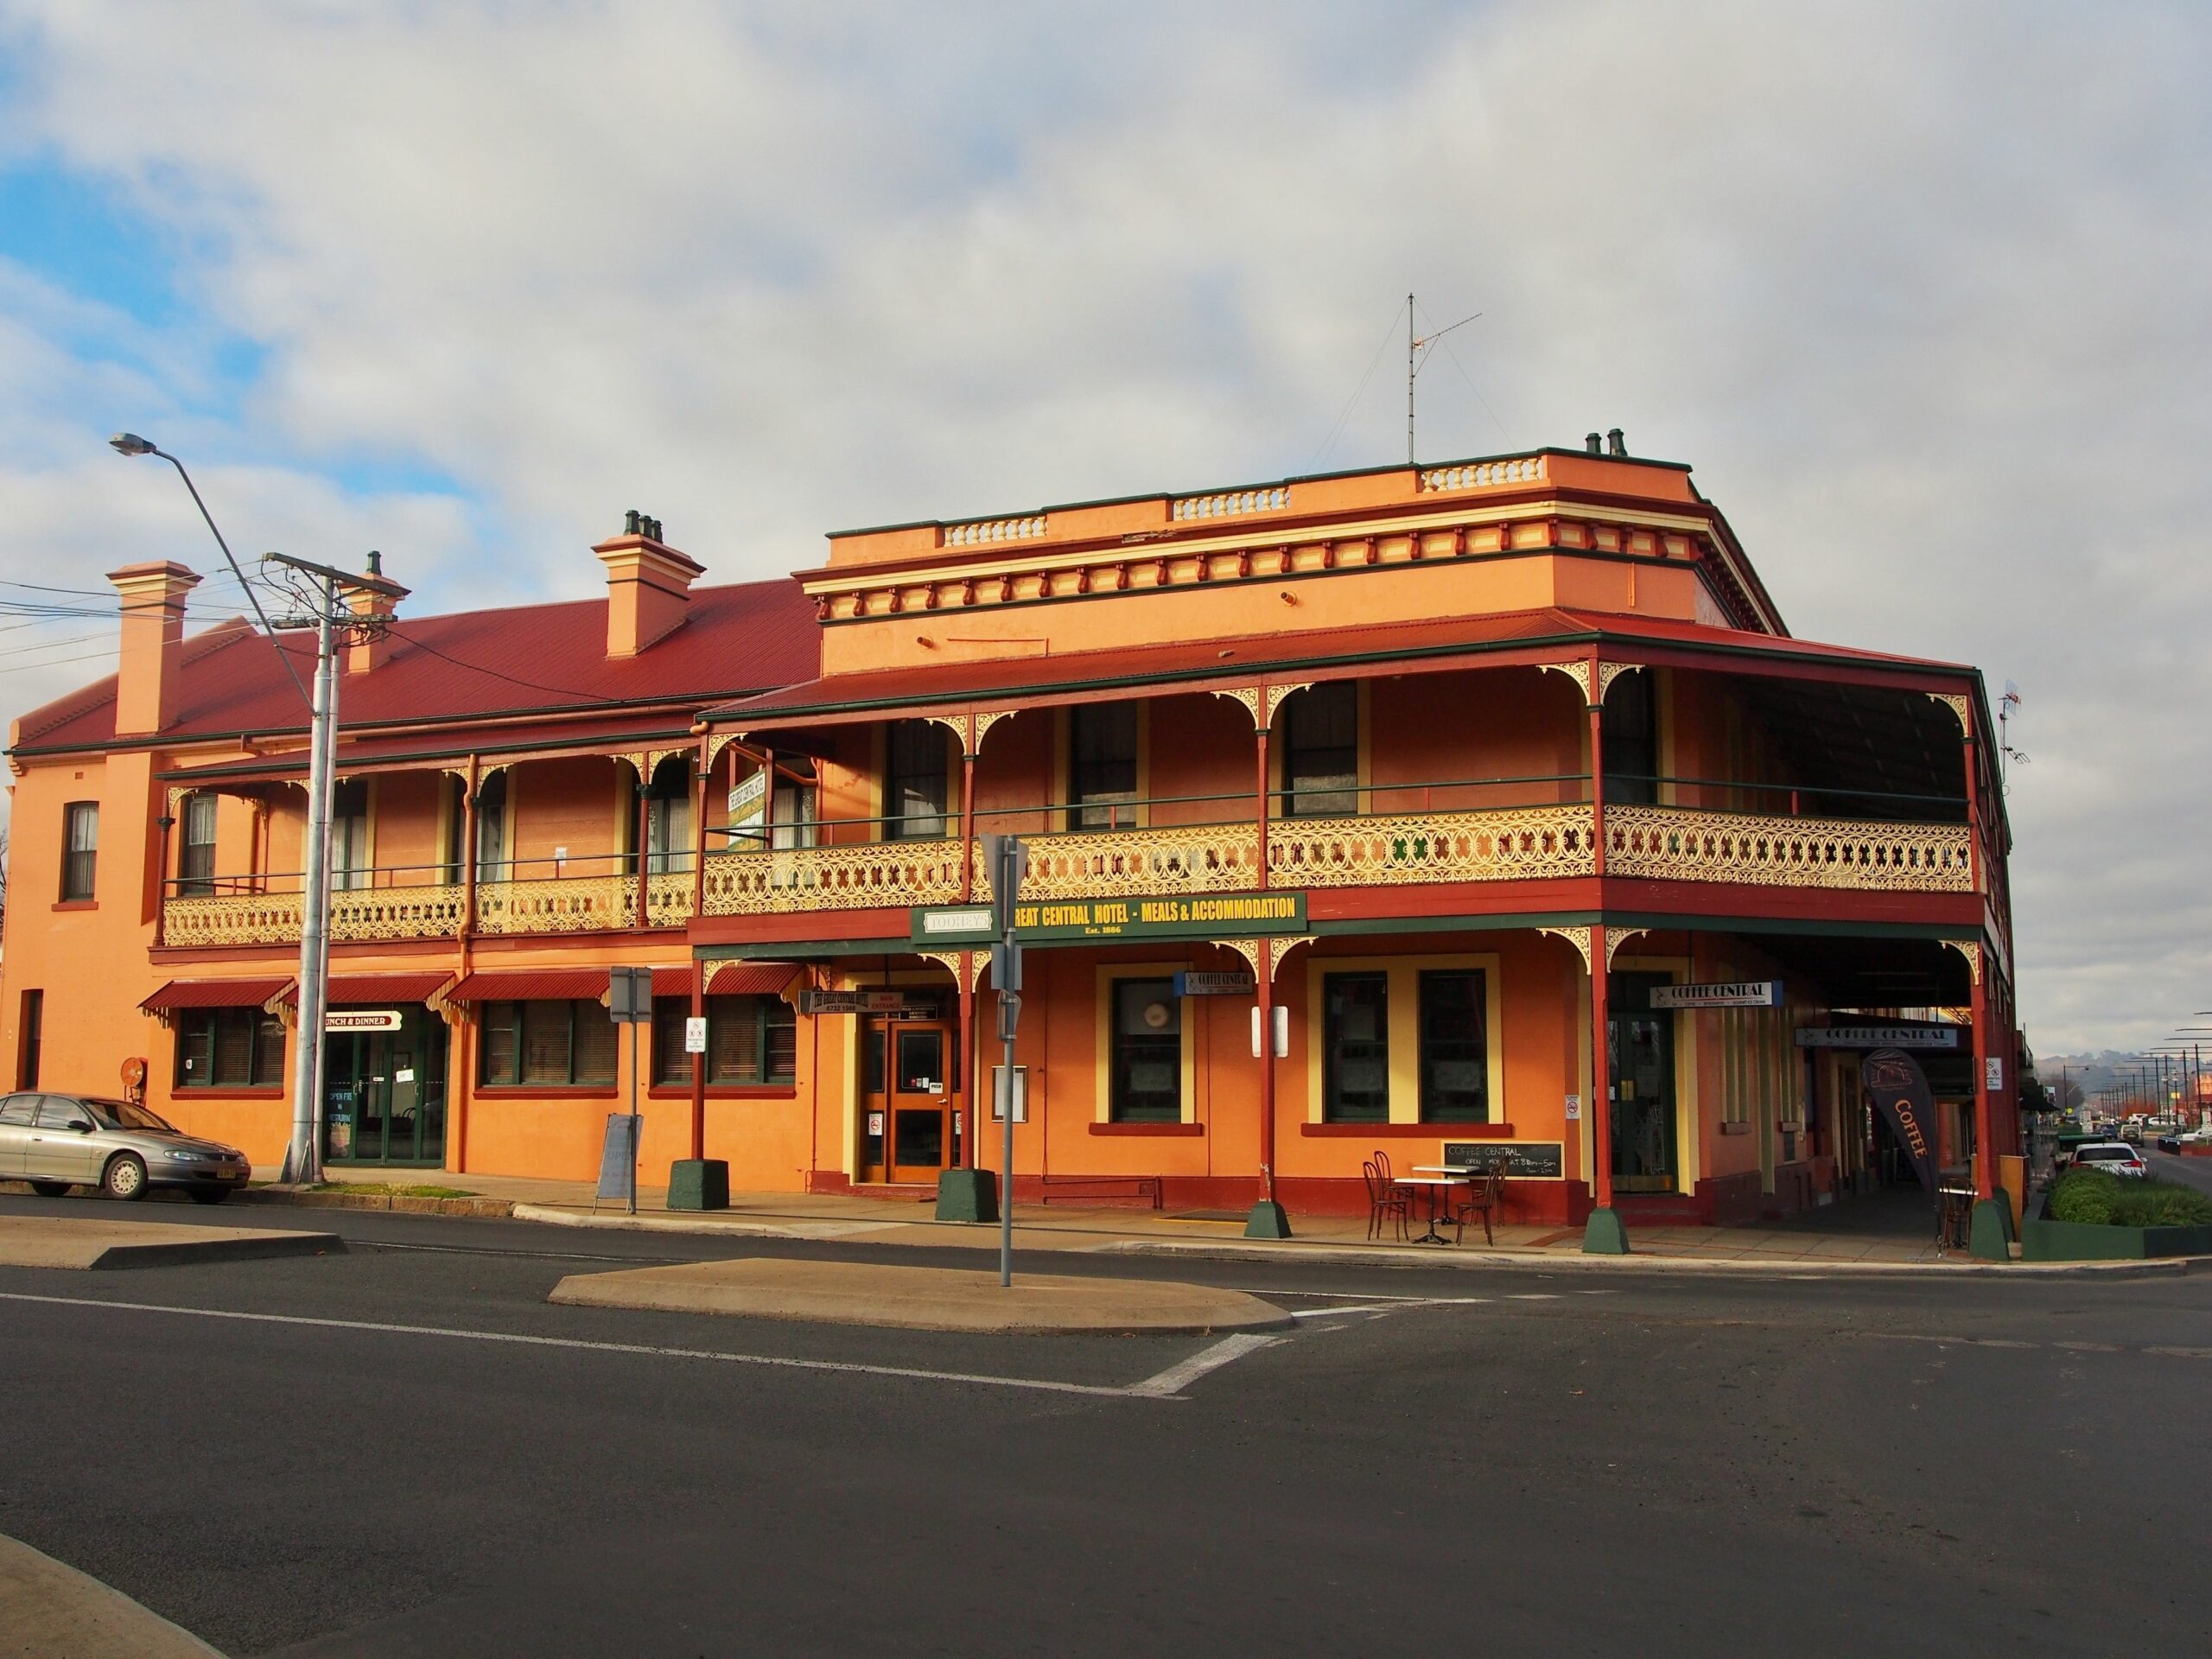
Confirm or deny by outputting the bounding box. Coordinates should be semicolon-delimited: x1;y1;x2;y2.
102;1154;149;1202
29;1180;71;1198
188;1185;230;1205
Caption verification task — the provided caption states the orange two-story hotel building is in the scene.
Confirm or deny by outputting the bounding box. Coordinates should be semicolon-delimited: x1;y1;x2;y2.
1;442;2020;1244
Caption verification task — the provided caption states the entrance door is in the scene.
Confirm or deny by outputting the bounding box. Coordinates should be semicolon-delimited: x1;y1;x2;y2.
1608;972;1679;1193
888;1025;952;1184
324;1008;448;1166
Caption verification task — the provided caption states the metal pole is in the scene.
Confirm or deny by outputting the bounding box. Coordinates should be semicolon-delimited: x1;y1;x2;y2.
1407;292;1417;466
288;585;338;1184
627;1019;640;1217
999;990;1016;1288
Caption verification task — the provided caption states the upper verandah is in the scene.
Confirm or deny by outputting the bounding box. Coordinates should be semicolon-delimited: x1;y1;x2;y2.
798;443;1787;678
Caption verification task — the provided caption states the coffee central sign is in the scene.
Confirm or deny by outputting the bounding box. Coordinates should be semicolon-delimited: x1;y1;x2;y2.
912;891;1305;946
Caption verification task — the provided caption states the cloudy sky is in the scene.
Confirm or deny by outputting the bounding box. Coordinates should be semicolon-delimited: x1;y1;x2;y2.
1;1;2206;1052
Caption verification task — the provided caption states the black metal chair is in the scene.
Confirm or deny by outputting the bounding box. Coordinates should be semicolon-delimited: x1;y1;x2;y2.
1363;1159;1413;1242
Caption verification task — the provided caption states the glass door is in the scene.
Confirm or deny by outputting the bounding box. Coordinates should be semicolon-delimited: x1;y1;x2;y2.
1608;972;1679;1193
888;1025;950;1184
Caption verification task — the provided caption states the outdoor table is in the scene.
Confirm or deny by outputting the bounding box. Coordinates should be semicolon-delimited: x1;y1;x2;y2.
1396;1173;1472;1245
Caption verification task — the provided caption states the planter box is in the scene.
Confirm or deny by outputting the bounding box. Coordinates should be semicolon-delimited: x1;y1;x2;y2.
2021;1217;2212;1262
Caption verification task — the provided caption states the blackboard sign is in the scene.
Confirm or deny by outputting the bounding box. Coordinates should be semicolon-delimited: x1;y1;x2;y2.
595;1113;640;1202
1442;1141;1564;1179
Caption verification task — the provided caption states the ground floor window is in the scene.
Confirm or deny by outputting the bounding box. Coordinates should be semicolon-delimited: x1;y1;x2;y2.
479;1000;617;1086
176;1007;286;1089
1322;972;1390;1122
651;995;797;1086
1418;969;1491;1122
1109;977;1181;1122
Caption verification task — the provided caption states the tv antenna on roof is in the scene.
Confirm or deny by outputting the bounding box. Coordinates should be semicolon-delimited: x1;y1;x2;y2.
1408;293;1481;465
1998;680;2028;786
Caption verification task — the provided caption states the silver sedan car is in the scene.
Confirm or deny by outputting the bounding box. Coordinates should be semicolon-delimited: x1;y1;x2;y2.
0;1092;252;1202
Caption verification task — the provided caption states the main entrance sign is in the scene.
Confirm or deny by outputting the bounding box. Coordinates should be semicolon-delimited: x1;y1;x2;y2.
912;890;1305;947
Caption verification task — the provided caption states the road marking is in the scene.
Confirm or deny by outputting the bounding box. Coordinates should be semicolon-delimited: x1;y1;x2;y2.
1507;1292;1560;1300
1124;1332;1281;1397
0;1289;1211;1400
1288;1304;1403;1319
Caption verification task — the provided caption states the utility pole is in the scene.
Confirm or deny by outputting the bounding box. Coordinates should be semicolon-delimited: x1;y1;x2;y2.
265;553;404;1184
982;833;1028;1287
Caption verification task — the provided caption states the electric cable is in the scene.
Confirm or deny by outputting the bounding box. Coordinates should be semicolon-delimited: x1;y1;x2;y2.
1306;299;1407;473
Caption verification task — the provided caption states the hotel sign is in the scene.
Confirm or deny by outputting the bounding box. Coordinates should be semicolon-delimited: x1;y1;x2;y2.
912;891;1306;947
1649;981;1782;1010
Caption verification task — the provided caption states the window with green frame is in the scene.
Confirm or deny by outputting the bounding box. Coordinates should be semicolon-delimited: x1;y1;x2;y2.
1321;971;1390;1122
1417;969;1491;1122
651;995;797;1086
175;1007;286;1089
478;1000;618;1086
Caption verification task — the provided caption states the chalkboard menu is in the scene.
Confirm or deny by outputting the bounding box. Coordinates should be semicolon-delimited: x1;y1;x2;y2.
1442;1141;1564;1179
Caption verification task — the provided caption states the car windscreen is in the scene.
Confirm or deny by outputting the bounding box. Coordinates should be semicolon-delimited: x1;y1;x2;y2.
2075;1147;2129;1161
86;1098;177;1133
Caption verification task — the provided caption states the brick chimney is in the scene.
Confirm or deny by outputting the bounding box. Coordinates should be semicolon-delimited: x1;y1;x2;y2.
105;561;201;736
592;511;702;658
346;550;408;674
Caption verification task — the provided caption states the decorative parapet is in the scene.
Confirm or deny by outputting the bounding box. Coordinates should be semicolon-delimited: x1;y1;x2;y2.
1605;806;1975;892
944;515;1046;548
1420;456;1546;492
1172;486;1289;522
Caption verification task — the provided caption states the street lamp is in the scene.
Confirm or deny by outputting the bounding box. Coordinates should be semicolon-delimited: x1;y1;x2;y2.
108;436;397;1184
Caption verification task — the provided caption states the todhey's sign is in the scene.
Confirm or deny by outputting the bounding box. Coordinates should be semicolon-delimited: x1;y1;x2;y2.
1649;981;1782;1010
912;891;1305;946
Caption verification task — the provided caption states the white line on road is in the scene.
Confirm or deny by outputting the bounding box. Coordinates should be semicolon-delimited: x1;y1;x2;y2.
1123;1332;1282;1397
0;1289;1219;1399
1288;1305;1404;1319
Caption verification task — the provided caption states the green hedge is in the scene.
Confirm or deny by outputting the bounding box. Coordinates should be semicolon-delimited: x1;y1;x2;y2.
2048;1166;2212;1227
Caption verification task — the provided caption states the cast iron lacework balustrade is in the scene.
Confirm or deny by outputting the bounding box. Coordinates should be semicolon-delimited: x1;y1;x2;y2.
329;884;467;940
163;892;306;948
475;874;634;934
162;884;470;946
699;842;968;916
1268;806;1598;885
1604;806;1974;892
645;871;696;925
973;825;1263;902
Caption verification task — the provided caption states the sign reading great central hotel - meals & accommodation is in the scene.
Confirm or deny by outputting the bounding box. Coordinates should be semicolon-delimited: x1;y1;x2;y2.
912;891;1306;947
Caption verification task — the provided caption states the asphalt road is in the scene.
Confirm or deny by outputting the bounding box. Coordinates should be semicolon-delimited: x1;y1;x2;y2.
2;1192;2208;1658
2148;1146;2212;1195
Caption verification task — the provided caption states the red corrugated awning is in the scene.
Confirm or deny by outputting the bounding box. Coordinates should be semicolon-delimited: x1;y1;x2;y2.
711;963;800;996
273;972;454;1007
140;977;290;1014
440;969;612;1004
650;963;798;999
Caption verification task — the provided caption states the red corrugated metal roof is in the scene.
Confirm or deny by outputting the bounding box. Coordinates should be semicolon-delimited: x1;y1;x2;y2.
710;607;1969;726
441;969;612;1004
170;715;701;783
650;963;798;999
321;973;454;1006
140;977;290;1013
16;576;820;755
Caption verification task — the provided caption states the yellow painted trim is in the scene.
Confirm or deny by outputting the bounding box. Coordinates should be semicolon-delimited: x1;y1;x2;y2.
1302;950;1505;1127
1092;962;1198;1125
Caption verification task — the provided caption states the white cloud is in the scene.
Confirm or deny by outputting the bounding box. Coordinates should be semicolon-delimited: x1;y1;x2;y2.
0;0;2206;1047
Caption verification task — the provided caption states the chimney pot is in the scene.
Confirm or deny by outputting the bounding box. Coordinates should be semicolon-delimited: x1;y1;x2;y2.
625;509;642;536
1606;428;1626;457
1586;432;1602;454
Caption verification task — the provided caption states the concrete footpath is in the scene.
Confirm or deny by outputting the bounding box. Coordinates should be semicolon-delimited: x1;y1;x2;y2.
0;1534;225;1658
549;1255;1293;1334
0;1215;343;1270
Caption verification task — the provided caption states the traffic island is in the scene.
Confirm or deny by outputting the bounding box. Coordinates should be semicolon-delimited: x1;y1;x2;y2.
0;1532;226;1657
0;1216;344;1270
547;1256;1294;1335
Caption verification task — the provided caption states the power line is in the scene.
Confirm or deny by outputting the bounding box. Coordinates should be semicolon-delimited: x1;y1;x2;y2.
381;624;604;701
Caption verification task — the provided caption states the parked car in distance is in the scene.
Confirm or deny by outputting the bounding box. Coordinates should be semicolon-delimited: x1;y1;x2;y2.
0;1092;251;1202
2157;1134;2183;1154
2068;1141;2149;1179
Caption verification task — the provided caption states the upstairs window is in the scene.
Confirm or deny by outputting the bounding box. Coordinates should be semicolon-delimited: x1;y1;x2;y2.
1602;671;1657;806
60;802;99;901
178;793;218;896
330;779;371;891
474;772;510;883
645;758;693;874
1282;683;1358;817
1069;704;1138;830
884;721;950;840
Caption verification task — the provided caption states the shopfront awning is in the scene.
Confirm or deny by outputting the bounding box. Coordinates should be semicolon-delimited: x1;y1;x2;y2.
139;977;290;1014
277;972;455;1008
652;963;800;1000
439;969;613;1005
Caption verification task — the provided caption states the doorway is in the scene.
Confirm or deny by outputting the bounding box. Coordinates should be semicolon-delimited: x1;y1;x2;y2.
858;1019;959;1184
1608;972;1679;1193
322;1006;448;1166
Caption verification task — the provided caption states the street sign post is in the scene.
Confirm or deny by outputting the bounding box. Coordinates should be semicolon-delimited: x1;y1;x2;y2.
607;967;652;1215
981;834;1028;1287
